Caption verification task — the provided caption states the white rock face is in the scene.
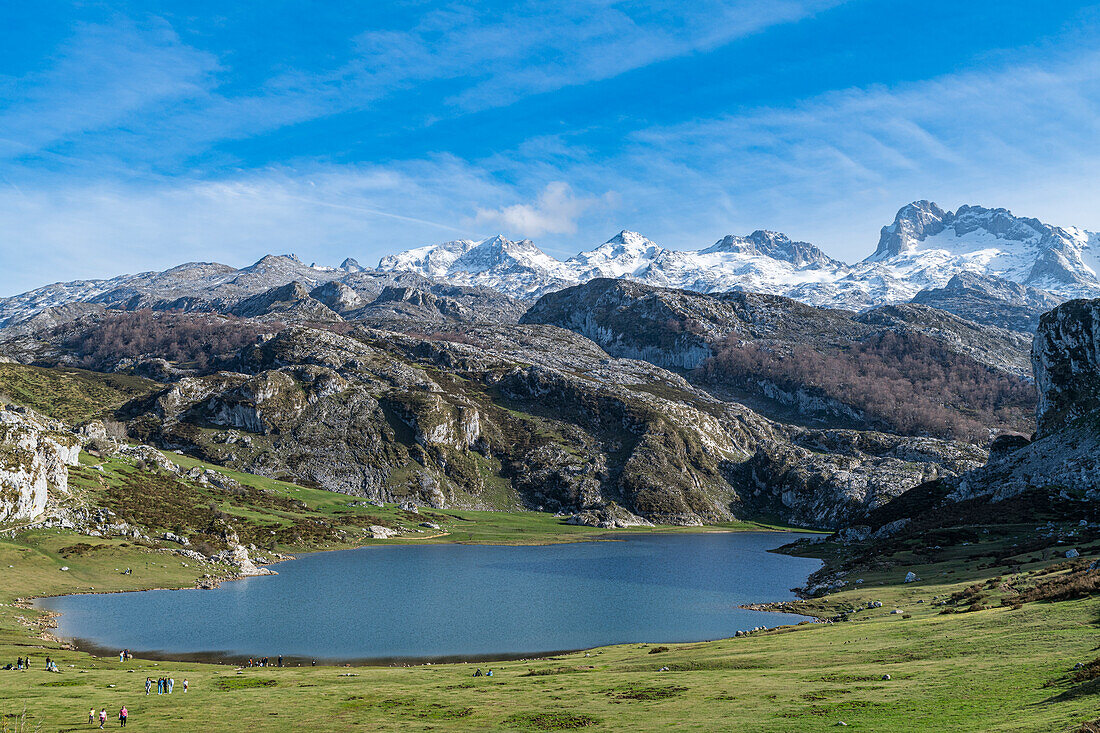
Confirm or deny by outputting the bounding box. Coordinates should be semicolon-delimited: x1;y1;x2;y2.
0;407;81;522
213;543;276;576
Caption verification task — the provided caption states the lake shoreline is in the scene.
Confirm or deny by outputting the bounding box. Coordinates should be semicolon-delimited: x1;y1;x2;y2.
35;531;823;667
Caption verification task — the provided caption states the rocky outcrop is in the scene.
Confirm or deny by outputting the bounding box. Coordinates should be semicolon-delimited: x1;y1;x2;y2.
309;281;364;314
943;298;1100;503
850;298;1100;533
522;278;1035;439
231;281;343;322
1032;299;1100;437
0;406;81;522
911;272;1060;333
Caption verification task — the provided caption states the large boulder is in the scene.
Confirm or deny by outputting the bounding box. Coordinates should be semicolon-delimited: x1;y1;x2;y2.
1033;298;1100;437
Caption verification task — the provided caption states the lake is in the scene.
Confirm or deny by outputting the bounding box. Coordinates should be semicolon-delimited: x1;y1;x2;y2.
37;532;821;664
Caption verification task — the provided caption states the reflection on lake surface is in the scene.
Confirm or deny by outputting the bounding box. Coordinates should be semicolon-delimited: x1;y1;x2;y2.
38;532;822;663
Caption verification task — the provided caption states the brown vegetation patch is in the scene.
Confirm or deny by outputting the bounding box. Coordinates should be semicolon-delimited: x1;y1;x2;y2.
1010;568;1100;605
702;330;1034;441
604;684;687;701
504;712;602;730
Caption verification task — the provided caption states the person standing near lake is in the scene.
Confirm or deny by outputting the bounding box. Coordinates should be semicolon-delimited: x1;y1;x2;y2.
167;675;174;694
182;678;188;692
118;706;127;727
278;654;283;667
145;677;151;695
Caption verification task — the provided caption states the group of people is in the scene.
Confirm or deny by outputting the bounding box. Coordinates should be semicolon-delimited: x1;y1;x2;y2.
247;655;283;667
118;649;133;662
145;675;187;694
472;668;494;677
89;707;126;728
6;655;59;672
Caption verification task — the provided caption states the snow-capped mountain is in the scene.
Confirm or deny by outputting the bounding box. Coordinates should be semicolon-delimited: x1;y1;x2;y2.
3;200;1098;331
374;202;1100;308
857;201;1100;302
376;234;576;297
565;230;665;279
376;229;854;301
0;255;362;328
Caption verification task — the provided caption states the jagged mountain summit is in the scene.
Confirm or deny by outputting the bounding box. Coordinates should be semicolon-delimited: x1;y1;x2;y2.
860;201;1100;301
374;201;1100;311
2;200;1098;332
376;229;854;301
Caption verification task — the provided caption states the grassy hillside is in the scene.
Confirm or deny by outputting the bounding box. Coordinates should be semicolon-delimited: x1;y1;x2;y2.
0;363;158;423
66;450;793;552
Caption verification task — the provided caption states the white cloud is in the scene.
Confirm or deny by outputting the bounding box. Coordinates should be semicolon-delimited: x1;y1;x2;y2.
5;10;1100;294
473;182;610;237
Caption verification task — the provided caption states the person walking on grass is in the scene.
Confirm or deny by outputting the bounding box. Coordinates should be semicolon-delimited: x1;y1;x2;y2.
167;676;174;694
182;678;188;693
145;677;151;695
98;708;107;729
118;706;127;727
89;708;95;724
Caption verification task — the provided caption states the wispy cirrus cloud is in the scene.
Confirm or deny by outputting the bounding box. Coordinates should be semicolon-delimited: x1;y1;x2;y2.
4;3;1100;296
0;20;217;164
601;49;1100;256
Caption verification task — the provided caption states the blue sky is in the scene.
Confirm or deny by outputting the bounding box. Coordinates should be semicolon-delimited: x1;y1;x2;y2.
3;1;1100;295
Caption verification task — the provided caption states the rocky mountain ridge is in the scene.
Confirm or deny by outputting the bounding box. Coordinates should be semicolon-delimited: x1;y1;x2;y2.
522;278;1036;442
3;201;1097;334
375;201;1100;315
837;297;1100;546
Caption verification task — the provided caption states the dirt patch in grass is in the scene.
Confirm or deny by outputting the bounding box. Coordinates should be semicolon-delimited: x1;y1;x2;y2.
504;711;602;730
604;684;687;701
1074;658;1100;683
211;677;277;691
58;543;101;557
647;646;669;654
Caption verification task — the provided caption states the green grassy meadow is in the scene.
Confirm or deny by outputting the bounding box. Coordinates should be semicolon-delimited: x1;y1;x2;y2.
0;449;1096;731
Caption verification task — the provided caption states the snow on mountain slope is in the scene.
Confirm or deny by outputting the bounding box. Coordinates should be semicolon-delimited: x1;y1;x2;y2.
377;239;479;278
378;229;854;301
566;230;665;279
861;201;1100;301
0;255;349;328
4;200;1098;327
377;234;578;297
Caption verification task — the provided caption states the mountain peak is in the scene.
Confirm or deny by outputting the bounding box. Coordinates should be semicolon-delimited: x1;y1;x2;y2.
870;200;949;259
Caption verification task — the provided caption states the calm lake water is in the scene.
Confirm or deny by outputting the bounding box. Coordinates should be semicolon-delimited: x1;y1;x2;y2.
38;532;821;664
